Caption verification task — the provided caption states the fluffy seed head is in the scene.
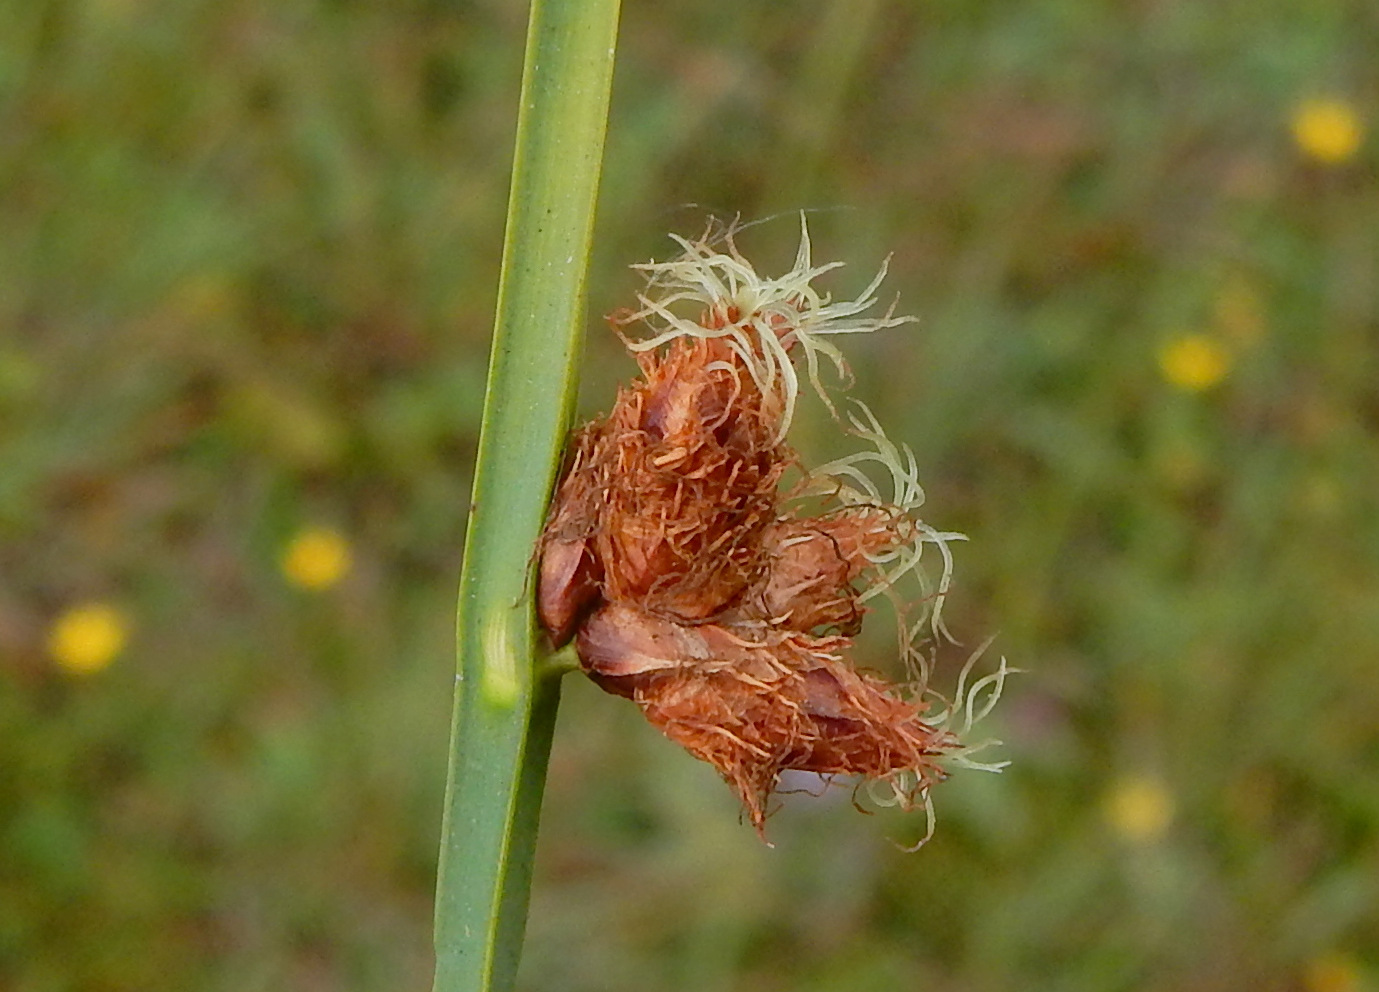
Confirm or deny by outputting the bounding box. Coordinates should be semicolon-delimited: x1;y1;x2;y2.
537;218;1008;842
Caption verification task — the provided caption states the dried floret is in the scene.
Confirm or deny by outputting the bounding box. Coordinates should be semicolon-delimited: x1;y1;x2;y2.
538;216;1008;842
540;334;787;629
575;602;958;833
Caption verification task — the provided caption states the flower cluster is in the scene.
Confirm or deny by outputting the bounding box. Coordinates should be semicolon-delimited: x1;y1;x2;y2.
539;218;1007;841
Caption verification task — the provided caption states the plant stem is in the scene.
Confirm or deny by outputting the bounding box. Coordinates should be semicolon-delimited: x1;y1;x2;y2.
432;2;621;990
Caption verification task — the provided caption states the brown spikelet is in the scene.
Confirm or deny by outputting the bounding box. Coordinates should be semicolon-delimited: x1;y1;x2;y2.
538;218;1007;841
541;336;787;630
576;603;955;832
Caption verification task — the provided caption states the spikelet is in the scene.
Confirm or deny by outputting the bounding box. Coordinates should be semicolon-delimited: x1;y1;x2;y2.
538;216;1007;841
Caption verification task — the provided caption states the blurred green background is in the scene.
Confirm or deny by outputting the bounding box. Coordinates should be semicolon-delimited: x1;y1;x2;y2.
3;1;1378;990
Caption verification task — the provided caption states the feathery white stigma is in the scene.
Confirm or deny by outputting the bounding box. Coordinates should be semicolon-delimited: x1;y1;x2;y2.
625;214;917;439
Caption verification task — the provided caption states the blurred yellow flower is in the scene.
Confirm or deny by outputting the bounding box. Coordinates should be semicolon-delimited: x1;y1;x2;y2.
1104;775;1174;843
1291;99;1365;164
1305;952;1364;992
282;527;353;590
1159;334;1230;391
48;602;130;675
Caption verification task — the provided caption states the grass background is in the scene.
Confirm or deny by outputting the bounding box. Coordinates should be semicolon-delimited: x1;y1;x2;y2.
3;0;1378;990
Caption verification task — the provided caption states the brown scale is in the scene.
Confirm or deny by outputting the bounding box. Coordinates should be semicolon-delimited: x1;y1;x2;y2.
540;335;785;637
574;603;955;833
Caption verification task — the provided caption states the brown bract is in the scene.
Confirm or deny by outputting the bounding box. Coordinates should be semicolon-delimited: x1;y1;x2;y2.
539;335;786;639
575;603;955;832
537;229;973;839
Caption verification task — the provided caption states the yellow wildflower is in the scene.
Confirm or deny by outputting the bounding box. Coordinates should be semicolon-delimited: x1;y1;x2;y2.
282;527;353;590
1158;334;1230;392
49;602;130;675
1305;952;1364;992
1291;99;1365;164
1104;775;1174;843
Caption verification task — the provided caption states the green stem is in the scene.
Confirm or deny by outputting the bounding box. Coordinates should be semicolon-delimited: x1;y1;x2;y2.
432;2;621;990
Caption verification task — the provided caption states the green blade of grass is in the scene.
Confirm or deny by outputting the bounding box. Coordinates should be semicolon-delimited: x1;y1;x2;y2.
431;2;622;991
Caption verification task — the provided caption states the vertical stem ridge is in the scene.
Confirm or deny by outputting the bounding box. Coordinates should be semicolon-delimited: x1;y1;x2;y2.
432;2;622;990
